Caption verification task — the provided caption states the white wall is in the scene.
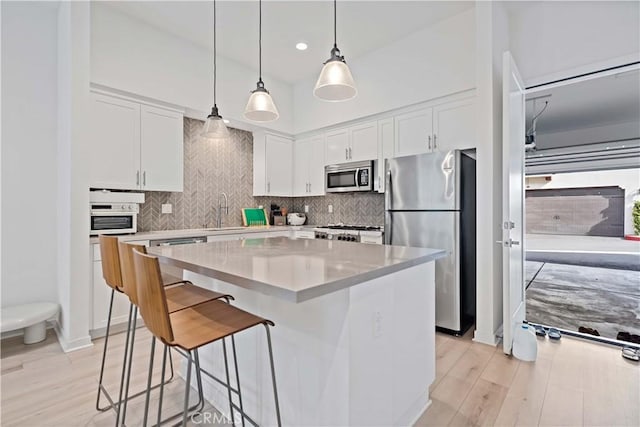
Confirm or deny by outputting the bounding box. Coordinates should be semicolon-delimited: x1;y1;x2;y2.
90;3;294;135
508;1;640;86
537;121;640;150
1;2;60;307
292;8;476;134
526;169;640;236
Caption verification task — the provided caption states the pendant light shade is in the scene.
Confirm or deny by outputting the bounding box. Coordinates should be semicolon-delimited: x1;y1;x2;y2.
314;0;357;102
201;106;230;140
244;80;279;122
201;0;230;141
244;0;279;122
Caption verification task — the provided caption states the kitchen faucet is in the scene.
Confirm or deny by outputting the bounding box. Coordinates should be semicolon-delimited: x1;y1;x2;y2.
216;192;229;228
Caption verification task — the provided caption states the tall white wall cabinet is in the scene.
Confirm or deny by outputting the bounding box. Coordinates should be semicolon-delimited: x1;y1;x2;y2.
88;92;184;192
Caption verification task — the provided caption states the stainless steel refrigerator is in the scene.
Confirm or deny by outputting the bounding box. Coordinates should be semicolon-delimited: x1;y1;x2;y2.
385;150;476;335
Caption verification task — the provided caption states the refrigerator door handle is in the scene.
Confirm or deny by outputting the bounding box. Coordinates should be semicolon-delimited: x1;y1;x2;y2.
385;169;392;211
385;212;392;245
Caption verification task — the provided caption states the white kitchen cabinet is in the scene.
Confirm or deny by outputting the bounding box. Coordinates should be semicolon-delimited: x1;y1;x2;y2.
89;94;141;190
293;136;326;196
325;129;350;165
253;132;293;196
432;99;476;151
376;118;394;193
349;122;378;162
394;108;433;157
88;92;184;192
140;105;184;192
325;123;378;165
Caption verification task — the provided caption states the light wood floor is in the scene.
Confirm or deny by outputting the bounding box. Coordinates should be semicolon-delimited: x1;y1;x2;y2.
1;327;638;426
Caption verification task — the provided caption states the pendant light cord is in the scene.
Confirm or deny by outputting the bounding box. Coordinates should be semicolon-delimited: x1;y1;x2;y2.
259;0;262;82
213;0;217;106
333;0;337;48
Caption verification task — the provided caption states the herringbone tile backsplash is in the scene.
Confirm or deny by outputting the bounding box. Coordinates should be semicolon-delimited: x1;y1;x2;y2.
137;118;384;231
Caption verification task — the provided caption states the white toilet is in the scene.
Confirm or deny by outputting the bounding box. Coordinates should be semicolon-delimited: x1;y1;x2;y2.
1;302;59;344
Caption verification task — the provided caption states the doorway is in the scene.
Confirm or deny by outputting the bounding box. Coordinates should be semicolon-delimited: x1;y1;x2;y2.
522;66;640;345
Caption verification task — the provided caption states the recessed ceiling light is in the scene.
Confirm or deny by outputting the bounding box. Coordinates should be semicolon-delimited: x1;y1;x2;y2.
296;42;308;51
223;119;230;124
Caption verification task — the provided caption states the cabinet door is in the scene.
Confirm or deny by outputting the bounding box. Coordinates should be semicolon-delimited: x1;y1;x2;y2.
140;105;184;192
325;129;349;165
394;108;433;157
433;100;475;151
293;139;312;196
377;118;394;193
308;135;326;196
265;134;293;196
349;122;378;162
88;93;141;189
92;261;131;331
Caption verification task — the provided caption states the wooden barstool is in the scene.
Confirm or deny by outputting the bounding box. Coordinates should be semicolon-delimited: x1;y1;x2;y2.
132;249;282;427
117;241;233;426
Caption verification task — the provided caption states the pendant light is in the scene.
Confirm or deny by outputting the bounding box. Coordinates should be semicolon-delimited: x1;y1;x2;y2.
314;0;357;101
201;0;230;140
244;0;279;122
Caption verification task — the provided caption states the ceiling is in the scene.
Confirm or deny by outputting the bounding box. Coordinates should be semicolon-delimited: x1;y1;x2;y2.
525;69;640;135
103;1;474;84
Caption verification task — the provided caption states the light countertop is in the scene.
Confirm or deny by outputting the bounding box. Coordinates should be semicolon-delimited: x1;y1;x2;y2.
89;225;314;244
148;237;446;303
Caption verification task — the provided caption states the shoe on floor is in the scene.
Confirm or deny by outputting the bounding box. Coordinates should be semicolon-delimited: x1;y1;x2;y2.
534;325;546;337
621;347;640;362
617;331;632;342
578;326;600;336
548;328;562;340
631;334;640;345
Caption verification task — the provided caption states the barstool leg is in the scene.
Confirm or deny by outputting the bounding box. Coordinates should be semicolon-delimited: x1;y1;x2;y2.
230;335;246;427
120;306;138;426
142;337;156;427
264;324;282;427
96;288;115;411
115;304;135;427
181;350;194;427
156;345;169;427
222;338;235;426
193;349;205;412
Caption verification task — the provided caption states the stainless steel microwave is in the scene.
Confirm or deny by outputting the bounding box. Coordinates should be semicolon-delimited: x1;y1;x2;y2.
325;161;375;193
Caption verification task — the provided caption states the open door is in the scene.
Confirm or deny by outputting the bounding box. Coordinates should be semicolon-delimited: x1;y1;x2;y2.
501;52;526;355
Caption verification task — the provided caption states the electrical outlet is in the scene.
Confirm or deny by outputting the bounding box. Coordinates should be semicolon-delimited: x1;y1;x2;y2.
373;311;383;338
161;204;172;214
328;204;333;213
304;205;309;213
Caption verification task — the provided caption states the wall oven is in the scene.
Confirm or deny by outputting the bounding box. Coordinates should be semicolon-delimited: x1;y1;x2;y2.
90;191;144;235
325;161;375;193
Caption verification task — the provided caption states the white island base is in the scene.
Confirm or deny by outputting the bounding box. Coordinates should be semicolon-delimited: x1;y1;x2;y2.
183;261;435;427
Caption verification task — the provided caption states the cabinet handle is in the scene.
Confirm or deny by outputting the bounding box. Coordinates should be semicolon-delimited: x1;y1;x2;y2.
349;147;353;159
433;134;437;150
345;148;348;160
143;171;146;186
428;135;432;150
136;171;140;186
267;182;270;193
308;183;311;192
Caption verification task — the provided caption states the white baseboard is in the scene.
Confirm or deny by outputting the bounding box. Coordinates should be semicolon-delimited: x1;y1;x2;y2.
53;321;93;353
473;329;499;347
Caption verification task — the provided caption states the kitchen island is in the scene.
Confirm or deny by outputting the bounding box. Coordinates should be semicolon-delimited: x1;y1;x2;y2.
149;237;446;426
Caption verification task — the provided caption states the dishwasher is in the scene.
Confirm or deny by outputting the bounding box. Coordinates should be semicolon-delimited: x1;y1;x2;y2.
148;236;207;280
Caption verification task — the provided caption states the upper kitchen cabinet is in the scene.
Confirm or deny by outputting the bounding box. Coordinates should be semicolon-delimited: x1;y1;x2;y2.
325;122;378;165
325;129;350;165
432;99;476;151
140;105;184;192
88;93;141;190
253;132;293;196
394;108;433;157
88;92;184;192
293;136;326;196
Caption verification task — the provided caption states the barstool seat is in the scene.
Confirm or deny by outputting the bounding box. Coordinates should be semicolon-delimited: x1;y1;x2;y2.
166;299;269;351
165;283;229;313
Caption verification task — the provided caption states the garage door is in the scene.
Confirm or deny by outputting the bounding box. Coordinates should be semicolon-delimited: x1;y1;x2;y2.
526;186;624;237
